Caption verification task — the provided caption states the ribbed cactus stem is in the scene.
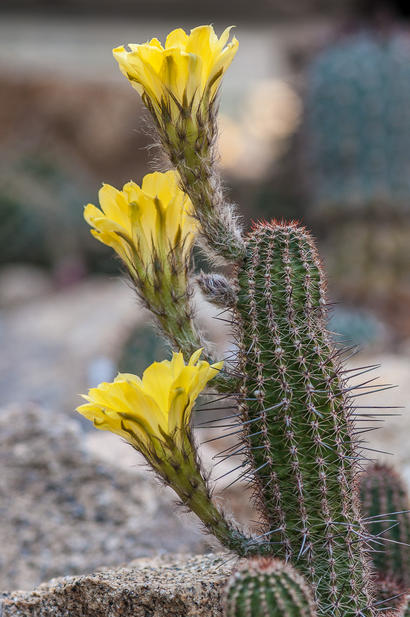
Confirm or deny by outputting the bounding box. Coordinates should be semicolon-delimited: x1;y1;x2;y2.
128;236;217;370
233;221;375;616
359;464;410;588
177;151;245;264
224;557;317;617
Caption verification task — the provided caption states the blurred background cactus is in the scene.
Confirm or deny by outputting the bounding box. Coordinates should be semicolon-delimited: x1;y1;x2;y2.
306;32;410;211
305;3;410;338
360;464;410;587
359;464;410;615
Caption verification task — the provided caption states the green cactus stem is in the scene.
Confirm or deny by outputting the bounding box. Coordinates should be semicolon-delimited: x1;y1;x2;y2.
224;557;317;617
360;463;410;589
232;220;375;616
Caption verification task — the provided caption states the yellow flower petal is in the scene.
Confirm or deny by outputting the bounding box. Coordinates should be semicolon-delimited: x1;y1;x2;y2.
165;28;189;50
113;24;238;121
84;170;197;274
189;348;203;366
76;351;223;459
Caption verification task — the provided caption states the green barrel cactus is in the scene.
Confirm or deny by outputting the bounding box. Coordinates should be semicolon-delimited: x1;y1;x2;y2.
305;31;410;329
224;557;317;617
117;324;169;375
0;151;92;269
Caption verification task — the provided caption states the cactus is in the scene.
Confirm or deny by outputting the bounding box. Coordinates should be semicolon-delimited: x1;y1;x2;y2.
117;324;169;374
224;557;317;617
232;221;374;615
74;24;410;617
360;464;410;588
0;151;91;269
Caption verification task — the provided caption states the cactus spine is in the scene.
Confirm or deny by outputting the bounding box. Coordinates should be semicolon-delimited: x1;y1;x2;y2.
224;557;317;617
233;221;374;616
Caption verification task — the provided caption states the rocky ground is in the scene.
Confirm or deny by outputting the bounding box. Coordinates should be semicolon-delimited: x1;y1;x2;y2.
0;404;218;592
0;269;409;598
0;554;232;617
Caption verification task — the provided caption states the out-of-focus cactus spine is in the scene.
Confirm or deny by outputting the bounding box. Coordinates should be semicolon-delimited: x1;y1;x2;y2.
233;221;374;616
359;463;410;589
224;557;317;617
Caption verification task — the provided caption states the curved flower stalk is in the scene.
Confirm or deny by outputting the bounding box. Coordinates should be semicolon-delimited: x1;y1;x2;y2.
113;25;245;264
77;350;259;555
84;170;205;358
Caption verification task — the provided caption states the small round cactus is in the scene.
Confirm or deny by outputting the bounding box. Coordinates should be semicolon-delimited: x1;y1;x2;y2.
224;557;317;617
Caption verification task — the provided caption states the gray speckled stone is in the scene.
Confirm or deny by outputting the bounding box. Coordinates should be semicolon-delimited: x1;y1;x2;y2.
0;554;233;617
0;404;215;591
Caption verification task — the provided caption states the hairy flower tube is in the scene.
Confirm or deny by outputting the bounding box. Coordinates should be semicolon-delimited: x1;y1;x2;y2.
113;25;238;140
76;349;222;460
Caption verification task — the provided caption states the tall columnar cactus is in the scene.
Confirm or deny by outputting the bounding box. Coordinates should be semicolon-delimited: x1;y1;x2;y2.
359;464;410;588
233;221;374;616
72;24;407;617
224;557;317;617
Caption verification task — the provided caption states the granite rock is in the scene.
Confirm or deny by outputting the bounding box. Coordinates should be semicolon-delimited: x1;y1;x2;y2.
0;554;232;617
0;404;215;592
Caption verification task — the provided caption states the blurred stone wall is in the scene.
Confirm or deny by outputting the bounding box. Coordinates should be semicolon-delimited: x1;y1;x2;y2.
0;74;149;188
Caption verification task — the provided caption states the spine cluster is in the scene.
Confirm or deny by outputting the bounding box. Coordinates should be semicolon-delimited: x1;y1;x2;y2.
233;221;374;616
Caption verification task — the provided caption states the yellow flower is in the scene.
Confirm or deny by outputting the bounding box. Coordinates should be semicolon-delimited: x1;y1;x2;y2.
76;350;223;458
83;170;198;276
113;25;238;122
